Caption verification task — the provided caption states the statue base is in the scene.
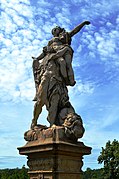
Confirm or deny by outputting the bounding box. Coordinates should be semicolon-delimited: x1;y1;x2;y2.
18;126;91;179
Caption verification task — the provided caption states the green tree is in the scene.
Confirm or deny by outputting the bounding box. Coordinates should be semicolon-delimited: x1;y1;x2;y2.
19;165;29;179
0;169;9;179
98;139;119;179
83;168;103;179
83;168;92;179
0;167;29;179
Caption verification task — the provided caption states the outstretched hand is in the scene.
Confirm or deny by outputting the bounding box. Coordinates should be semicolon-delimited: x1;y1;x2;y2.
85;21;91;25
32;56;36;60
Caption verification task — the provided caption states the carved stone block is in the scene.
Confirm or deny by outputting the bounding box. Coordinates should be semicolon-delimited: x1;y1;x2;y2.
18;126;91;179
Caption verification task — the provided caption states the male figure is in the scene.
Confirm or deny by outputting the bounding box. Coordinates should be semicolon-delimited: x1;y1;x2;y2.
31;21;90;128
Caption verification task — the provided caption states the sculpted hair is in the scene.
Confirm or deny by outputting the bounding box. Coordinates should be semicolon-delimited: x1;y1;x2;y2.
51;26;65;35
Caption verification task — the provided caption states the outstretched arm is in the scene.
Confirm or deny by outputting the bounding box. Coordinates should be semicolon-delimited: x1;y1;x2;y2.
69;21;90;37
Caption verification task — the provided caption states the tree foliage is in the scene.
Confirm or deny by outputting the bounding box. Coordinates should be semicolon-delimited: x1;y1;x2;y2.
0;167;104;179
0;140;119;179
0;166;29;179
98;139;119;179
83;168;104;179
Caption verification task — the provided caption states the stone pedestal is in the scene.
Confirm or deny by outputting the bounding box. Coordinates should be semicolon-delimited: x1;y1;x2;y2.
18;126;91;179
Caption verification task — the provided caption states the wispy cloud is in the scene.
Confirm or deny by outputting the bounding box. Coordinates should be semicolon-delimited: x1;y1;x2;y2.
0;0;37;102
0;156;27;169
0;0;119;170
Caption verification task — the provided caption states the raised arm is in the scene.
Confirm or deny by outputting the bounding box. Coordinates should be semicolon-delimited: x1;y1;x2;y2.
69;21;90;37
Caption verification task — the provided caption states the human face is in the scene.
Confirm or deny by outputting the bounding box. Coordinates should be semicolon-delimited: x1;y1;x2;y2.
53;28;60;37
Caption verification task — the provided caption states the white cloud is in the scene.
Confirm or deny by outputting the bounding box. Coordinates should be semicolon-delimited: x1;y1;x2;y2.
1;0;32;17
78;17;119;69
81;0;119;19
77;83;94;94
1;0;118;105
0;0;37;102
0;0;119;170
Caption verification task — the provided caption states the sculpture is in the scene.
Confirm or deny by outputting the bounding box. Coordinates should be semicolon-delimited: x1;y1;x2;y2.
18;21;92;179
26;21;90;142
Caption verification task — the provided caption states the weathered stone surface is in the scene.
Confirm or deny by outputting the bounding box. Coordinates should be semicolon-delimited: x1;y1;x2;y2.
24;113;85;142
18;126;91;179
31;21;91;129
18;21;92;179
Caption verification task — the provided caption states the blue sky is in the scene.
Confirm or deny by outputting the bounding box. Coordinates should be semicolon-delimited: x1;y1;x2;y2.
0;0;119;171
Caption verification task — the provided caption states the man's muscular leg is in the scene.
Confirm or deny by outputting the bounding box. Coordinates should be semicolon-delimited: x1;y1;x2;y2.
47;93;60;126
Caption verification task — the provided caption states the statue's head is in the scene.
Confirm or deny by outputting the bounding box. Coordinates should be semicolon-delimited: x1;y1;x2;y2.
51;26;65;37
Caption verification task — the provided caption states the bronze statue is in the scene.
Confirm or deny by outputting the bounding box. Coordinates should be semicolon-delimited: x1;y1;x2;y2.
29;21;90;141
